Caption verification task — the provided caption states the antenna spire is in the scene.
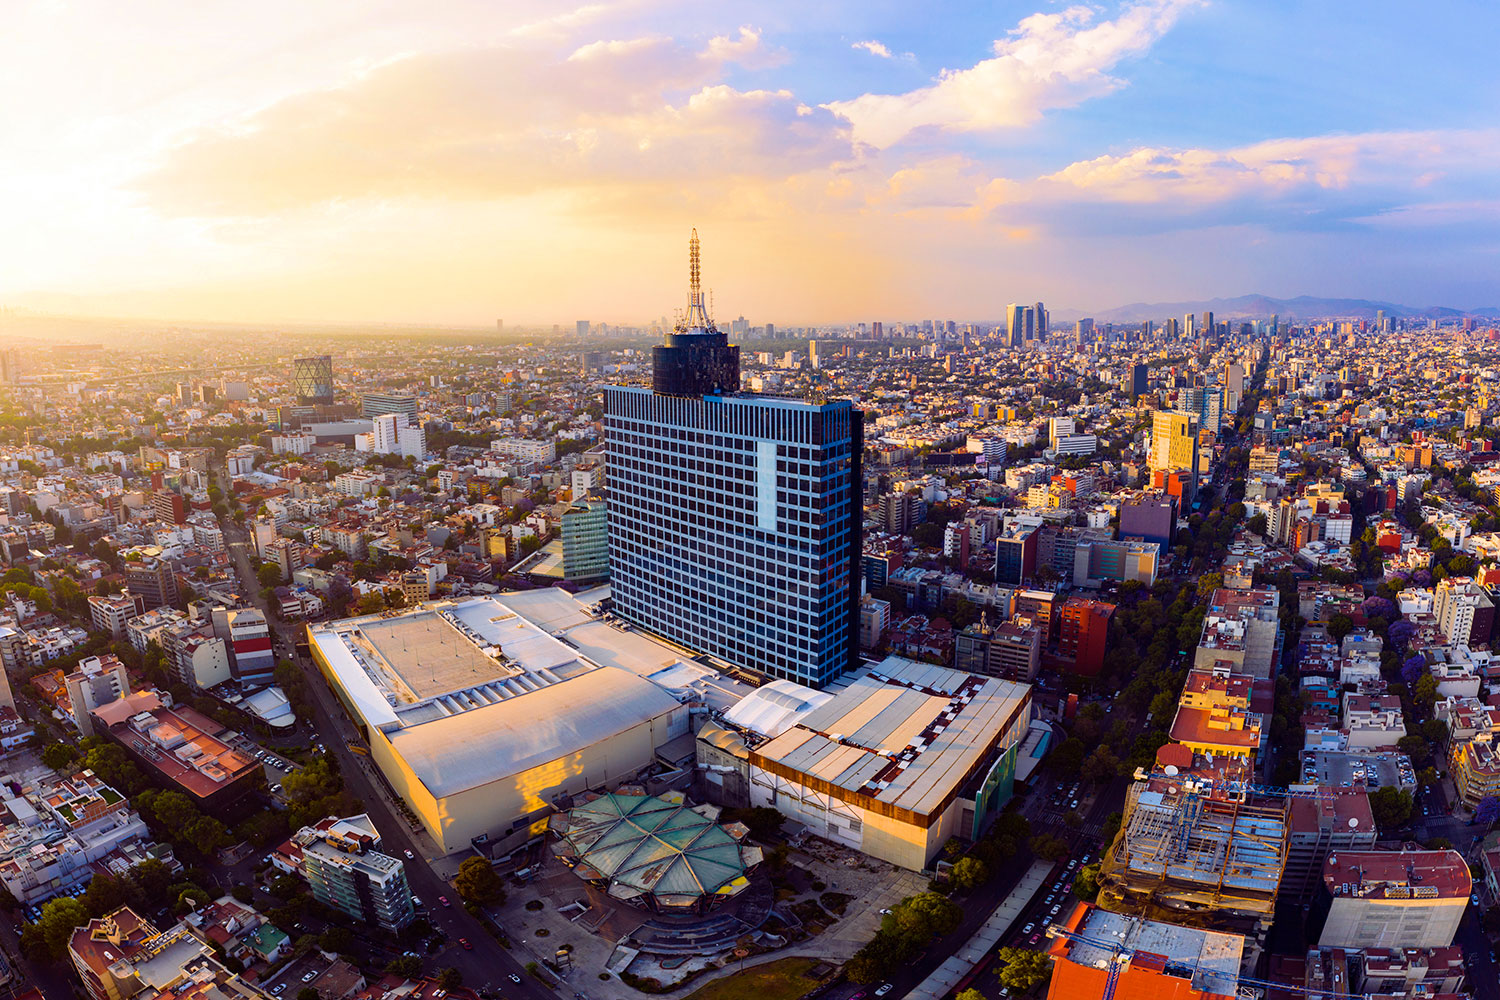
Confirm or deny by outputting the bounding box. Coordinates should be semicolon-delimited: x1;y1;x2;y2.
689;228;701;300
678;227;716;333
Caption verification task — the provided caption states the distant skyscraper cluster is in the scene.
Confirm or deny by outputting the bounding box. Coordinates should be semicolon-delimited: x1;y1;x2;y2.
1005;302;1049;348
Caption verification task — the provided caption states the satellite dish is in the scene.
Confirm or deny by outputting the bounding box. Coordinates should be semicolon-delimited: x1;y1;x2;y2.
1164;765;1179;776
1349;818;1359;829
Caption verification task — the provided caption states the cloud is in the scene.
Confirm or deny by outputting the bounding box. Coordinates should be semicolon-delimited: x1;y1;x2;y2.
705;26;788;69
950;128;1500;237
852;40;892;59
136;36;847;217
1037;130;1500;206
826;0;1202;148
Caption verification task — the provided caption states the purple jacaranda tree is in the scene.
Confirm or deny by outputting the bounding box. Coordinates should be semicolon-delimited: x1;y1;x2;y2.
1399;654;1426;687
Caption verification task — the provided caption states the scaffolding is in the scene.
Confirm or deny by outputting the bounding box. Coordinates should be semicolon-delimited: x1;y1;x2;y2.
1098;776;1288;932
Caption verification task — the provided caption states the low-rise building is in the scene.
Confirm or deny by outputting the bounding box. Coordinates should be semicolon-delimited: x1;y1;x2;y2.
0;770;149;906
91;691;263;814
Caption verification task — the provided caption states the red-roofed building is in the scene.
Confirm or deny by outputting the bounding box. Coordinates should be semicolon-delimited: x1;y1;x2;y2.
1045;902;1245;1000
1319;849;1470;950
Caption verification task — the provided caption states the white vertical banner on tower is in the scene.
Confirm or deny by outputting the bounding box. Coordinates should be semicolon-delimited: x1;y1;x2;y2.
757;439;778;531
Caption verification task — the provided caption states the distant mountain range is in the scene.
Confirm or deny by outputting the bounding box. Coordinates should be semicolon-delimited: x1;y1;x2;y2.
1055;294;1500;325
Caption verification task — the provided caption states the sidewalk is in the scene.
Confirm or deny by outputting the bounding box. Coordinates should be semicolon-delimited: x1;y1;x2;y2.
905;859;1054;1000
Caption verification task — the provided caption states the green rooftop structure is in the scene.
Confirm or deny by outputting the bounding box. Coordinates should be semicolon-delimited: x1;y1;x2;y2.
549;790;762;914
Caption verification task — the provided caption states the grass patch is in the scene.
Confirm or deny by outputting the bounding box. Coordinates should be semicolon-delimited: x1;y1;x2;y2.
682;957;825;1000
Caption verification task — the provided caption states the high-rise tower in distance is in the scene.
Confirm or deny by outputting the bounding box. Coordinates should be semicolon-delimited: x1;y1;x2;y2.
605;231;864;688
292;355;334;404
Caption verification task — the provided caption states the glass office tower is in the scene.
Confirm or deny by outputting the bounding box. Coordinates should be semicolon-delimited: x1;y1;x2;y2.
605;232;863;688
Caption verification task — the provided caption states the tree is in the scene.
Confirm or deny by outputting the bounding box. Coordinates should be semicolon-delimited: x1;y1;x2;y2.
1399;654;1426;687
257;563;284;588
1246;513;1267;536
320;926;355;953
1028;834;1069;861
996;947;1053;993
720;806;785;840
1475;796;1500;827
1051;737;1085;775
437;967;464;990
385;956;422;977
1397;734;1432;768
84;872;143;918
41;742;79;772
1422;718;1449;744
1072;863;1101;901
133;859;174;907
1328;613;1354;643
886;891;962;941
33;896;90;960
949;857;990;891
454;857;505;907
1413;672;1438;711
956;990;986;1000
1082;745;1121;784
1370;787;1413;832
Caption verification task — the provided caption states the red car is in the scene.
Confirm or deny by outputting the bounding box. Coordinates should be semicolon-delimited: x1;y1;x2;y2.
459;937;472;950
438;895;450;907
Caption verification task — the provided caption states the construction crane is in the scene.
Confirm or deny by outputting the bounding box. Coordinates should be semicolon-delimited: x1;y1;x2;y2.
1131;767;1338;802
1047;924;1386;1000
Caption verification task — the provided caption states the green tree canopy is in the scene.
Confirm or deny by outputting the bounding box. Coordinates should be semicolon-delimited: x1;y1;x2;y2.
997;947;1053;993
454;857;506;907
949;857;990;891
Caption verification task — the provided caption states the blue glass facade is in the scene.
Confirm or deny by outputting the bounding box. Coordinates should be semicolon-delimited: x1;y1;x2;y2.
605;387;863;688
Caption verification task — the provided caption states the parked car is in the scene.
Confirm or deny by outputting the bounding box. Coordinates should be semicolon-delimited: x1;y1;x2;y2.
874;987;894;998
459;938;472;950
439;895;450;907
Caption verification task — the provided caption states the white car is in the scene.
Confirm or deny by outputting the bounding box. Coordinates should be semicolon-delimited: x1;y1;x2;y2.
874;987;893;997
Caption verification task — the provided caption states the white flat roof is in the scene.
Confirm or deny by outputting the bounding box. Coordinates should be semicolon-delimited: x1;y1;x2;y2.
387;670;683;799
307;592;725;802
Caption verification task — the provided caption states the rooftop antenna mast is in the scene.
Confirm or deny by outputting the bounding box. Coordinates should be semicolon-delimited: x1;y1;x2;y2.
680;228;715;332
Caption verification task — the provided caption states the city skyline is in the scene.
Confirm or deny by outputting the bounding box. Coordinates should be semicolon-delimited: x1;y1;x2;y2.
4;0;1498;327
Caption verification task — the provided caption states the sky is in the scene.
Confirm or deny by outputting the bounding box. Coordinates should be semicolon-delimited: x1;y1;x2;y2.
3;0;1499;326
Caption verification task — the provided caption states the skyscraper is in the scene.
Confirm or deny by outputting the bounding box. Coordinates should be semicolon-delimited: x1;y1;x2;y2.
1200;311;1216;340
1149;410;1200;482
1131;363;1149;401
292;355;334;404
1005;303;1026;348
1034;301;1048;341
606;231;863;688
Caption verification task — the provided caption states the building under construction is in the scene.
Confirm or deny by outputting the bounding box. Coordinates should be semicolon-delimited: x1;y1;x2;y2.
1098;777;1288;946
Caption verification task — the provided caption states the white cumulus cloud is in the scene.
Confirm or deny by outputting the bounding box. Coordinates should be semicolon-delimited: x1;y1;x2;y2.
827;0;1202;148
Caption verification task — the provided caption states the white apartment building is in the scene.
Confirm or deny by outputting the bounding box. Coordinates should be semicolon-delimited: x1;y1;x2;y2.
489;437;556;464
